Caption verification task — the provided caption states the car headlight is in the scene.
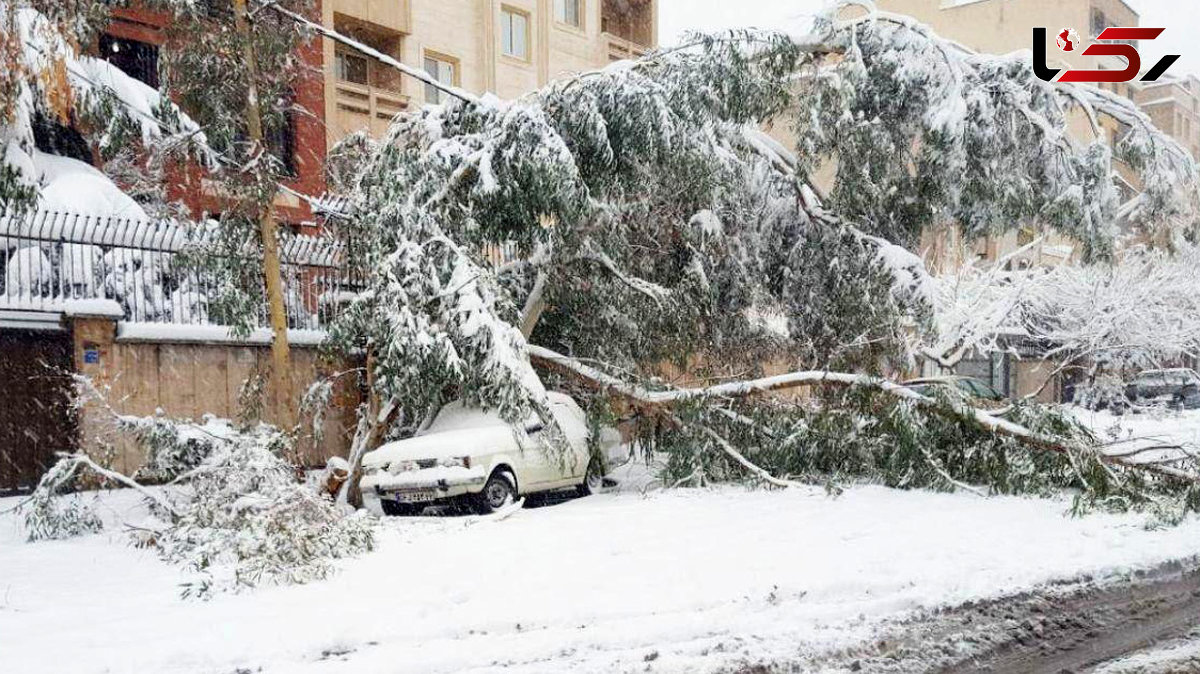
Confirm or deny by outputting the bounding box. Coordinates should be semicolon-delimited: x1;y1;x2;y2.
439;456;471;469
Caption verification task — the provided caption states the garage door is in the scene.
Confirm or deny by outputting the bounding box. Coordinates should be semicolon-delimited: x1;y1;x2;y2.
0;329;77;493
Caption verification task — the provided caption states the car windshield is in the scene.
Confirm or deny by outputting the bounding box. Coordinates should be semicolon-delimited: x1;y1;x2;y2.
425;403;510;433
424;402;543;435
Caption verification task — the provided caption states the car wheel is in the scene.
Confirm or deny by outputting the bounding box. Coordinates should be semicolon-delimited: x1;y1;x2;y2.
472;470;517;514
380;499;423;517
577;458;604;497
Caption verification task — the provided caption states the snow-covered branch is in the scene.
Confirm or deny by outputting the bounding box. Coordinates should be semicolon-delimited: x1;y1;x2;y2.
529;344;1200;486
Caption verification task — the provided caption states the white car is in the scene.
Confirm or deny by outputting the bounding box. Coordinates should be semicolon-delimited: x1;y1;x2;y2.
361;392;627;515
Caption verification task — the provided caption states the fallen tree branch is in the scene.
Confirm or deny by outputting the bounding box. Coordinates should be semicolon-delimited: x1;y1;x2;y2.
689;420;807;489
528;345;1200;486
54;452;180;518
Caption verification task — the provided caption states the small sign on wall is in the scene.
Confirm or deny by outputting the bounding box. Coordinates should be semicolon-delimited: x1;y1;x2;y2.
82;341;102;365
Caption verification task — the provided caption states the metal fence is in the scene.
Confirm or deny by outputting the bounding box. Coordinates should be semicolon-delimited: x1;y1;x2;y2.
0;210;362;330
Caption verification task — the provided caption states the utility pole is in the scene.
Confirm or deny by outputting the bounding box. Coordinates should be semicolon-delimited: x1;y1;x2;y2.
233;0;292;422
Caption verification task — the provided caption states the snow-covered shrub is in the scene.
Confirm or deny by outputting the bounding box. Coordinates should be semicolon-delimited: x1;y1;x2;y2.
154;427;375;598
122;413;231;483
26;412;375;597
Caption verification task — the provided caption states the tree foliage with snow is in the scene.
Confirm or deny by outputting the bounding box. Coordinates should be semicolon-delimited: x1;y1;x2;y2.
928;240;1200;406
324;2;1200;511
0;0;205;214
796;4;1198;257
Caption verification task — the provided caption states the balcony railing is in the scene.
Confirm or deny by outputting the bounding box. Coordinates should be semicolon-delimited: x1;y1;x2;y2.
334;81;410;136
0;210;363;330
603;32;648;61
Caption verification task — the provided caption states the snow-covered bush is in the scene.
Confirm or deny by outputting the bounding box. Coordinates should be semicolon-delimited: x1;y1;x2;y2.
152;426;375;598
926;242;1200;393
122;413;231;483
23;414;376;598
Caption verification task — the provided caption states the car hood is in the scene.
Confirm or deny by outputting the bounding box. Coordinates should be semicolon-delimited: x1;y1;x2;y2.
362;426;521;470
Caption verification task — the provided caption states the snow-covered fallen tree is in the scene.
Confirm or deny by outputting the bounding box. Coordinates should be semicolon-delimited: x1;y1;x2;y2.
21;404;375;598
316;1;1200;516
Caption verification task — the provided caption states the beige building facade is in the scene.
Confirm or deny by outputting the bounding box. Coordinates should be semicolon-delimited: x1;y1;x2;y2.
321;0;657;144
1133;75;1200;159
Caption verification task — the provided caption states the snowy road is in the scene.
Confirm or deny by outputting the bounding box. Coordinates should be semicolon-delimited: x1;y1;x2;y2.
3;412;1200;673
3;457;1200;674
804;558;1200;673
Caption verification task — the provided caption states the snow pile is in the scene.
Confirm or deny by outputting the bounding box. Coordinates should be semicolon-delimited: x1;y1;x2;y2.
31;150;149;219
1095;637;1200;674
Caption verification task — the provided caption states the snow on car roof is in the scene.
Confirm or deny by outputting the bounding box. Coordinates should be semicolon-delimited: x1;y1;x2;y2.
426;392;576;433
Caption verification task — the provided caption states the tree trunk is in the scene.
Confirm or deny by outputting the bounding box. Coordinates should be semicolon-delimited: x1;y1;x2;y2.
338;349;401;509
233;0;291;423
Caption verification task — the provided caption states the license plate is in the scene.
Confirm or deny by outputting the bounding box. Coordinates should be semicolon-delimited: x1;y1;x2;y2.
397;490;437;503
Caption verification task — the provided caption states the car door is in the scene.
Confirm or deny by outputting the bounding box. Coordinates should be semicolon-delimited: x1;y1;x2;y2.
516;418;559;490
1179;372;1200;408
515;399;591;491
554;399;592;483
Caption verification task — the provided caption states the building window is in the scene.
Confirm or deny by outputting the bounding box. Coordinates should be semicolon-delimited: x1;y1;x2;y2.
555;0;582;28
332;22;403;93
423;54;457;104
335;50;370;86
501;7;530;60
98;34;159;88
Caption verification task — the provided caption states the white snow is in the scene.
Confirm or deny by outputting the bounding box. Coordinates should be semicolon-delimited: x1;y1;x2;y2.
1094;638;1200;674
31;150;149;220
3;459;1200;674
62;298;124;318
116;322;328;347
1074;408;1200;448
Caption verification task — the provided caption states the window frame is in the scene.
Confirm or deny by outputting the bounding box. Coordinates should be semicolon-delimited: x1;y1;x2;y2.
97;34;160;89
264;101;298;178
335;48;370;87
500;6;531;62
554;0;583;30
422;51;460;105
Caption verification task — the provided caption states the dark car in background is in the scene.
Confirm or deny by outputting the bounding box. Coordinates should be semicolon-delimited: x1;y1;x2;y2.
902;376;1007;406
1121;369;1200;412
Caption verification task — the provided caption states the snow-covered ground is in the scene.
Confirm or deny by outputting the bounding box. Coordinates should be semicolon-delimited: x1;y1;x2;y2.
3;443;1200;674
1072;406;1200;447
